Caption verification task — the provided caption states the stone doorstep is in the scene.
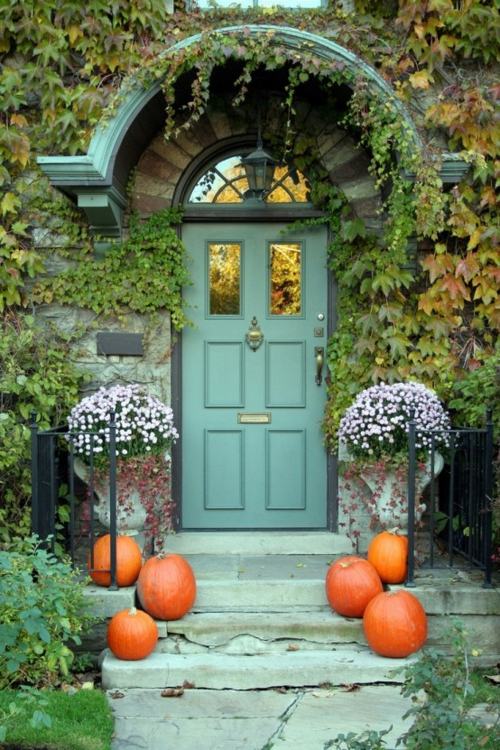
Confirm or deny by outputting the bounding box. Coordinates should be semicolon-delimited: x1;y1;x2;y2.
101;648;413;691
164;531;352;556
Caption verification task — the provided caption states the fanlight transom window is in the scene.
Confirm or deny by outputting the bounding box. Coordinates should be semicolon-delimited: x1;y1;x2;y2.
188;155;310;204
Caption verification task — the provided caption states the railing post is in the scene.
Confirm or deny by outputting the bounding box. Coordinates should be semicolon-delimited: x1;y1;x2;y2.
406;409;416;587
108;411;118;590
429;435;436;568
68;434;76;567
30;412;39;537
483;409;494;588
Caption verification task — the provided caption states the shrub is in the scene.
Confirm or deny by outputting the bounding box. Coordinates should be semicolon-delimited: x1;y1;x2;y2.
0;312;86;543
0;537;96;689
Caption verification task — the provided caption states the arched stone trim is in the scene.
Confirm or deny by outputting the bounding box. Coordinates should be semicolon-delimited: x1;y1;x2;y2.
132;101;383;230
37;24;468;240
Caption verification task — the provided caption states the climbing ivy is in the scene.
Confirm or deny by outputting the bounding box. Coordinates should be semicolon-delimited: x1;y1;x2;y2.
34;208;190;329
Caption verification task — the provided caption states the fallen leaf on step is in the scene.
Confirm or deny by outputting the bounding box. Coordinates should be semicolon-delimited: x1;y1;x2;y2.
287;644;300;651
161;687;185;697
296;562;305;568
182;680;195;689
340;683;360;692
109;690;125;699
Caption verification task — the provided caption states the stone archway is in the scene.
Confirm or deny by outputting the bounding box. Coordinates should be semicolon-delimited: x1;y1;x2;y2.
39;23;455;242
131;98;383;232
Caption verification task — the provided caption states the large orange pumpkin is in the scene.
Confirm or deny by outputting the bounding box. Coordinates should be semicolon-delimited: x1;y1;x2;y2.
368;531;408;584
137;553;196;620
325;557;383;618
363;590;427;658
89;534;142;587
107;606;158;660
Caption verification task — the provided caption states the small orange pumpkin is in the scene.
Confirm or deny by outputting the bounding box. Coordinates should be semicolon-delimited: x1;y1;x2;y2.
137;553;196;620
107;606;158;660
325;557;383;618
368;531;408;584
89;534;142;587
363;590;427;658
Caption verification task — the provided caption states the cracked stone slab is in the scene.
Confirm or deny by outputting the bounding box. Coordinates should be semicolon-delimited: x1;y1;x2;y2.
273;685;414;749
111;717;281;750
107;687;294;718
164;611;364;647
102;649;412;690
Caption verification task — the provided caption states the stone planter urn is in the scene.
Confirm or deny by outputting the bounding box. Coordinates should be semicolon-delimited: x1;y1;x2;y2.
73;457;146;533
360;452;444;531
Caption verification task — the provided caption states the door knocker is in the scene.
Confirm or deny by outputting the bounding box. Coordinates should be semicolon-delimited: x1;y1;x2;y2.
246;316;264;352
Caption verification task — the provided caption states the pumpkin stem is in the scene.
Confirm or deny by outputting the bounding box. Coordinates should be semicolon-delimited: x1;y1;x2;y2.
129;606;137;616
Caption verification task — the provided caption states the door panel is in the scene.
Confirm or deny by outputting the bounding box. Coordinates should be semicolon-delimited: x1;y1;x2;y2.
181;222;328;529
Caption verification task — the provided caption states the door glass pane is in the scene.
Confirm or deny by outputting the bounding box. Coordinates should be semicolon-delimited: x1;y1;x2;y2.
209;242;241;315
269;242;302;315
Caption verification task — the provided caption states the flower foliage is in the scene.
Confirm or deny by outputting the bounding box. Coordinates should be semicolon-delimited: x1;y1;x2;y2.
338;381;450;463
67;384;178;465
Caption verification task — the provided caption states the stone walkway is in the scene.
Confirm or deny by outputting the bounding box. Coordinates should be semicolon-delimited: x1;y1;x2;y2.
107;684;415;749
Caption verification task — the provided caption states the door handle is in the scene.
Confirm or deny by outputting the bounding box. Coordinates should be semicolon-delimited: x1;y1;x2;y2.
315;347;324;386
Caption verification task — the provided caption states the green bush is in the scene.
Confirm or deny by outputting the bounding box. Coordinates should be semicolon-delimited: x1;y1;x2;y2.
0;312;87;542
448;346;500;434
0;537;96;690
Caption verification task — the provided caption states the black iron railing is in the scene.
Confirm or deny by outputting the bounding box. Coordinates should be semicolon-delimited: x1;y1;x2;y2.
30;412;119;589
406;411;495;588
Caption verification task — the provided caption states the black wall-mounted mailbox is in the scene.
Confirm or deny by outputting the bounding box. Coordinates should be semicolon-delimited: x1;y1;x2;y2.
96;332;144;357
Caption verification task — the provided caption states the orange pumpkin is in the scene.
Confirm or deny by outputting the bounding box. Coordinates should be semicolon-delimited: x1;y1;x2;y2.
368;531;408;584
325;557;383;618
137;553;196;620
363;590;427;658
89;534;142;587
107;606;158;660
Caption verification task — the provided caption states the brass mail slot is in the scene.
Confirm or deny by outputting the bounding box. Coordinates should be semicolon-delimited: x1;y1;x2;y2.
237;412;272;424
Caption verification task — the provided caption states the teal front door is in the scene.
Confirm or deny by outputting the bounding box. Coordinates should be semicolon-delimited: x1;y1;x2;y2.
181;222;328;529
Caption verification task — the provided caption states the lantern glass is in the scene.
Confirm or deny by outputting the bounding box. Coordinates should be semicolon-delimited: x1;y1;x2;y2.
242;144;276;201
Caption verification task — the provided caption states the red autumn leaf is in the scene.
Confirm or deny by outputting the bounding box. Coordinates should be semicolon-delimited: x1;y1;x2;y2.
439;274;471;301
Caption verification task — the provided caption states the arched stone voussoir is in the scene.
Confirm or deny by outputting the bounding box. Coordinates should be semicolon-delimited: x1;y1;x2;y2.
37;24;466;240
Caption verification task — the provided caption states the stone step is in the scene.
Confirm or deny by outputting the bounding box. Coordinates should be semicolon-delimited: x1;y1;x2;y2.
155;611;365;653
165;532;352;556
193;579;328;609
102;648;413;690
84;576;500;618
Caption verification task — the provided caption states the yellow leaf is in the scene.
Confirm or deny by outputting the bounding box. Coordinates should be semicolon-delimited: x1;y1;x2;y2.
10;114;28;128
466;227;482;251
10;133;30;167
1;192;21;216
68;25;83;45
409;70;431;90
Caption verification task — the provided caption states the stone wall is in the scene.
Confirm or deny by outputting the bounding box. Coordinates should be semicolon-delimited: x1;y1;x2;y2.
34;305;172;404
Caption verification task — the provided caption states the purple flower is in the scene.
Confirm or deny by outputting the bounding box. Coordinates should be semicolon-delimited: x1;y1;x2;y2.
338;382;450;462
68;384;178;463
